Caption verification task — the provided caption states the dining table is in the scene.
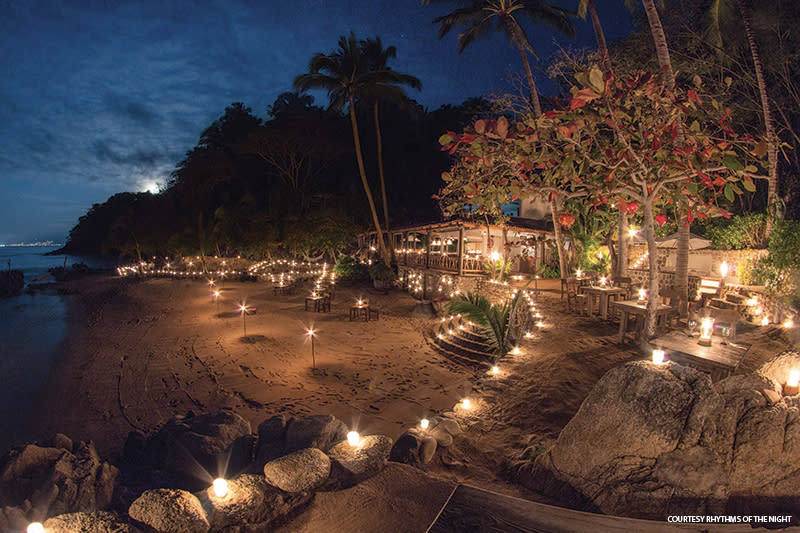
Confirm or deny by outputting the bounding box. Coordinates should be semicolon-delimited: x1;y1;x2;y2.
582;285;628;320
610;299;674;344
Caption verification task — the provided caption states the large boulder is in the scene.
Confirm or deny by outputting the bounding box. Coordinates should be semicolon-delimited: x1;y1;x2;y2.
254;414;288;470
263;448;331;493
389;431;437;467
43;511;130;532
200;473;312;531
0;439;118;521
141;411;254;490
525;354;800;520
128;488;209;533
327;435;393;488
284;415;347;454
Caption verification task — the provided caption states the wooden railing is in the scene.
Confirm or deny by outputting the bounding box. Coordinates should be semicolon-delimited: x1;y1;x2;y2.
395;252;485;274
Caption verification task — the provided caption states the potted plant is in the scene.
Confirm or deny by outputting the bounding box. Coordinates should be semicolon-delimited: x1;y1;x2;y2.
369;261;395;293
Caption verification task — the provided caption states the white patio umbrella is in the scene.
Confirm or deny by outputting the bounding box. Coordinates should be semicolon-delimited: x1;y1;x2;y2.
656;232;712;250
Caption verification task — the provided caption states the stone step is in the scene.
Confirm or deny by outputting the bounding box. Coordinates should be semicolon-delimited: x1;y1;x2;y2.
433;334;494;363
436;327;491;352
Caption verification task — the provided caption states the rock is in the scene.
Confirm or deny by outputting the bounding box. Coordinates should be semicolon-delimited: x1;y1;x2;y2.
128;488;209;533
50;433;73;452
263;448;330;493
431;417;461;436
145;411;253;490
0;504;29;532
43;510;130;532
420;436;438;464
200;473;312;531
327;435;393;488
0;269;24;297
284;414;347;454
428;427;453;448
0;440;118;518
254;414;287;469
758;350;800;389
390;432;423;466
525;357;800;520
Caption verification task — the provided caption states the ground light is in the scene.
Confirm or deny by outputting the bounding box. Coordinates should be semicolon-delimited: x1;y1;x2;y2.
27;524;44;533
306;328;316;370
212;478;229;498
461;398;472;410
652;349;665;365
420;418;429;430
785;370;800;396
347;431;361;446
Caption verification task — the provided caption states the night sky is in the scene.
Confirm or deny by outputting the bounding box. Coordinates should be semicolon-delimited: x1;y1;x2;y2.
0;1;634;244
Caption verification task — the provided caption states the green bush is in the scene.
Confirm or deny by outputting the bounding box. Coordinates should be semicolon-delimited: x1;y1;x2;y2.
698;213;768;250
333;255;369;282
368;261;395;281
536;264;560;279
750;220;800;308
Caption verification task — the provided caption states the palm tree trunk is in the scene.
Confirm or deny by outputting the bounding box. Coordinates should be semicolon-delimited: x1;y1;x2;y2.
374;100;393;258
642;0;676;91
587;0;608;65
348;96;389;265
736;0;779;234
518;45;542;117
550;198;568;278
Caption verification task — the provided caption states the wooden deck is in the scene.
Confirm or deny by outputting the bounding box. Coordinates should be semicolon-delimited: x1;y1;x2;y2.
427;484;759;532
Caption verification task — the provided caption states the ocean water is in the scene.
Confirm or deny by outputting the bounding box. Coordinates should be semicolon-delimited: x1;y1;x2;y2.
0;246;113;454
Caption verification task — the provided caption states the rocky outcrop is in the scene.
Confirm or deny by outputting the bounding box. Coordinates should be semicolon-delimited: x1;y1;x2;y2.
0;269;23;297
390;416;461;467
42;510;131;532
129;488;209;532
263;448;330;493
200;474;311;531
328;435;393;488
121;411;253;492
524;351;800;520
0;438;118;527
284;414;348;454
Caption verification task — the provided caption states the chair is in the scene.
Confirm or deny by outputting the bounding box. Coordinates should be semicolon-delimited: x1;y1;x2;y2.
612;276;633;299
703;306;741;341
659;288;686;329
565;278;587;315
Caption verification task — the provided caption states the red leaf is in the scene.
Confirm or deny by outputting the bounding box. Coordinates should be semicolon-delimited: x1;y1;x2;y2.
687;89;702;105
720;209;731;219
655;214;667;227
626;202;638;215
558;213;576;229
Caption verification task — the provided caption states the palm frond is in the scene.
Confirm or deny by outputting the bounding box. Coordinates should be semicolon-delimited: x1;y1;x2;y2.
520;2;576;39
433;7;486;39
456;14;495;53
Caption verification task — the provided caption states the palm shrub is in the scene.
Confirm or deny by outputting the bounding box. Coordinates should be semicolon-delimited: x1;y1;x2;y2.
445;289;526;358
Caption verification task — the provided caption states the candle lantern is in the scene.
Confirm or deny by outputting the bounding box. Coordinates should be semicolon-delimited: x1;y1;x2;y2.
637;288;647;304
652;349;665;365
420;418;429;430
784;370;800;396
212;478;229;499
698;317;714;346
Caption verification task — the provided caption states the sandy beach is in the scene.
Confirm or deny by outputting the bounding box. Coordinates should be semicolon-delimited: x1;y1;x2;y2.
24;273;796;526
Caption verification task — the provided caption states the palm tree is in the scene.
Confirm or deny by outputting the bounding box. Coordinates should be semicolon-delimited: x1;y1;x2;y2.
359;37;422;241
424;0;575;279
424;0;574;118
708;0;779;235
623;0;688;332
294;33;415;265
446;290;526;357
577;0;608;64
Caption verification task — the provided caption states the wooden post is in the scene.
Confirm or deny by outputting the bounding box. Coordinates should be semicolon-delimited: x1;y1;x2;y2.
426;229;432;270
458;226;465;276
